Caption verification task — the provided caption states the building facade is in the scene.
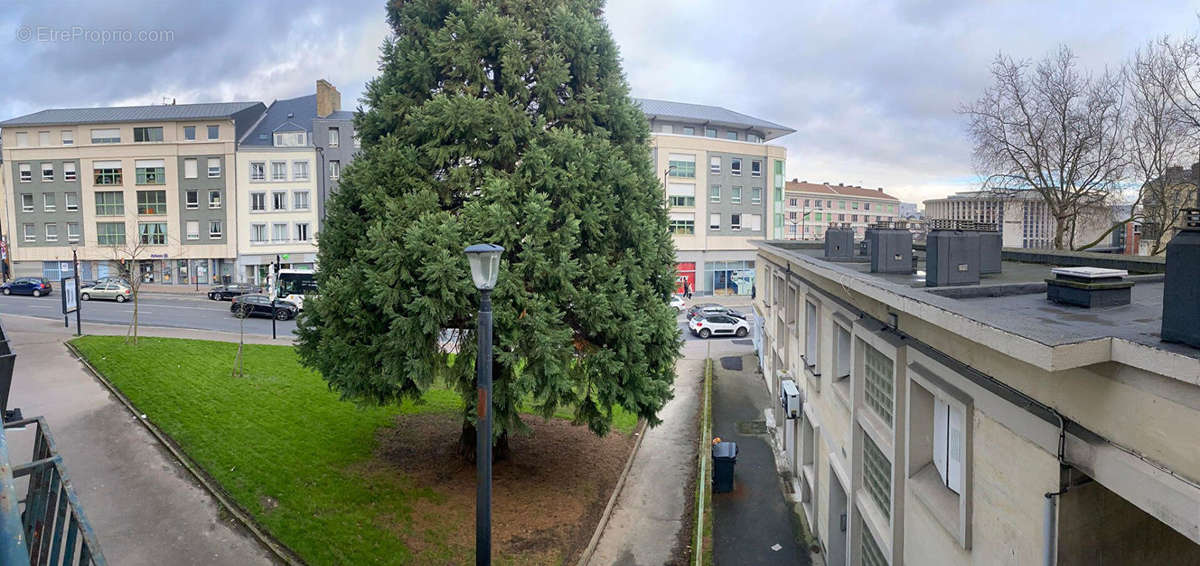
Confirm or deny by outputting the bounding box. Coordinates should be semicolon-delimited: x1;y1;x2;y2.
638;98;793;296
924;190;1111;249
784;181;901;240
0;102;264;283
754;242;1200;565
309;79;356;228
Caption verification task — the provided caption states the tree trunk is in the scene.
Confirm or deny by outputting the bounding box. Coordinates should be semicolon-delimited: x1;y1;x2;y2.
1053;216;1069;250
458;421;510;463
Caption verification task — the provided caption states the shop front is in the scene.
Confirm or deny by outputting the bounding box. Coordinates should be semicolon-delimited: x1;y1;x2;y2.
675;262;696;295
704;260;755;296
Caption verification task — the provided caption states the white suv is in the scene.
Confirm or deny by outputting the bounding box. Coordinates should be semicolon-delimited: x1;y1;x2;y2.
688;314;750;339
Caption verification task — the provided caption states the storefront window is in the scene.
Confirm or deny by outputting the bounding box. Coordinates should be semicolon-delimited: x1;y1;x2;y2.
704;260;755;296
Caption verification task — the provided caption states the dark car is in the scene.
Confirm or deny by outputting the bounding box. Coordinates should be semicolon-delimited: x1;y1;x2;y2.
688;304;746;320
230;294;298;320
1;277;52;297
685;303;721;320
209;284;258;301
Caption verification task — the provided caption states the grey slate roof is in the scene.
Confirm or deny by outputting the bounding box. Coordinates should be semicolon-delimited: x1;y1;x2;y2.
0;101;263;127
241;94;318;146
634;97;795;141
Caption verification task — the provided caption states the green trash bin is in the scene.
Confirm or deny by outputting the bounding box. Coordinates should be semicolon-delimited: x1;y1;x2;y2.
712;441;737;493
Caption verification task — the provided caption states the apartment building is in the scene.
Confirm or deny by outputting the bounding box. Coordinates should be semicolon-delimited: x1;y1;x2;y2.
784;181;901;240
924;190;1111;250
754;236;1200;565
638;98;794;296
0;102;265;283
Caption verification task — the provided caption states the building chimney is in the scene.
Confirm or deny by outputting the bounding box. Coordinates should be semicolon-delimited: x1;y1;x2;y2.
878;187;883;192
1162;208;1200;347
316;79;341;118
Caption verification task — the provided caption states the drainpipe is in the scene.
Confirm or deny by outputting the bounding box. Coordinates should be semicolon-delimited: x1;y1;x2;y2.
1043;410;1069;566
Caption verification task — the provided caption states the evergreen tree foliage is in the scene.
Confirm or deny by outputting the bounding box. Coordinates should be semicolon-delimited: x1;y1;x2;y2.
296;0;680;448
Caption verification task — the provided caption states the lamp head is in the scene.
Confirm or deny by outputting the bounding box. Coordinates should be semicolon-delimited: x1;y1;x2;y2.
464;243;504;290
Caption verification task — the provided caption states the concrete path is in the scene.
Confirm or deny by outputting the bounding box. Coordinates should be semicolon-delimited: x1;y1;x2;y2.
712;352;810;565
2;314;277;565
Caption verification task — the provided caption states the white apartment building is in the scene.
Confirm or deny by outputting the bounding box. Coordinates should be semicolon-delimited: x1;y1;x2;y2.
924;190;1111;249
784;181;901;240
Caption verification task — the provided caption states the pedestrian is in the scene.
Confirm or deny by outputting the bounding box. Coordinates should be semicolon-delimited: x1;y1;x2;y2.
685;281;693;300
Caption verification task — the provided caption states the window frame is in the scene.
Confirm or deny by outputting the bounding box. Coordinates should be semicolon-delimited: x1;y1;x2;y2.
296;222;311;242
43;193;56;213
63;162;77;182
21;194;33;213
185;190;200;209
184;158;198;179
250;192;266;212
730;213;742;231
136;190;168;215
250;223;267;243
249;162;266;181
271;191;288;211
183;126;196;140
209;220;223;239
731;186;743;204
270;161;288;181
132;127;164;143
730;158;742;176
293;190;310;210
208;190;222;209
185;220;200;240
44;222;58;242
207;158;221;178
41;162;54;182
64;192;79;212
138;222;168;245
94;191;125;216
23;223;35;242
90;128;120;144
66;222;80;243
206;125;220;140
96;222;126;246
19;163;32;183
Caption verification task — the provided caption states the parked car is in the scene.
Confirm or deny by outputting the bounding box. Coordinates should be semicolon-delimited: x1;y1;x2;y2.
230;294;298;320
80;282;132;302
688;314;750;339
670;295;686;313
689;304;746;320
0;278;52;297
209;284;258;301
685;302;721;320
83;276;130;289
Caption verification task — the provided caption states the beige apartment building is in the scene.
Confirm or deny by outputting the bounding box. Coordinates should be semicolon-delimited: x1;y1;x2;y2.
0;102;265;283
753;238;1200;565
638;98;793;296
785;181;901;240
924;190;1111;250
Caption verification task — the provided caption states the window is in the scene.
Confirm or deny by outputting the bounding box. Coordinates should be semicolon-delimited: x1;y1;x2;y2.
852;215;858;222
864;202;871;211
660;124;674;134
683;126;695;135
271;161;287;181
66;222;79;243
38;131;50;146
328;127;340;147
91;129;120;144
43;193;56;212
933;397;966;495
353;135;360;149
710;185;720;203
805;199;811;207
668;214;695;235
272;223;288;242
23;224;35;242
329;160;340;180
805;301;819;368
208;190;222;209
249;162;265;181
184;126;196;140
251;224;267;243
862;523;888;566
293;161;310;180
44;223;57;242
747;133;762;143
135;160;164;183
731;214;742;231
184;159;198;179
732;186;742;204
207;125;219;139
668;154;696;178
710;213;720;231
15;132;28;147
296;223;310;242
19;164;31;183
294;191;310;210
41;163;54;182
206;158;220;178
138;222;167;245
863;434;891;520
96;222;126;245
730;158;742;176
133;127;164;142
272;192;288;211
725;131;738;140
185;190;199;209
710;156;721;174
95;192;124;216
65;192;78;211
747;214;762;231
667;183;695;207
863;342;894;426
815;212;823;222
852;201;860;210
209;220;222;238
751;160;761;177
93;161;123;185
839;214;846;221
789;198;798;207
274;132;307;147
186;221;200;240
704;127;717;138
63;162;77;182
137;190;167;215
751;187;762;205
839;200;846;209
250;192;266;211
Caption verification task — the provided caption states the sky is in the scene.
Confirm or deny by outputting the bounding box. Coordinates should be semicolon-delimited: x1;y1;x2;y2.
2;0;1199;205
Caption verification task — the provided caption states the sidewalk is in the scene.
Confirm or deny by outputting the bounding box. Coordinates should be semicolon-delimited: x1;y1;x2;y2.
711;353;811;565
2;314;278;565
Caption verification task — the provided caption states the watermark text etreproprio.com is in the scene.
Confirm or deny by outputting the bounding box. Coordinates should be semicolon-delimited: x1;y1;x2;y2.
15;25;174;44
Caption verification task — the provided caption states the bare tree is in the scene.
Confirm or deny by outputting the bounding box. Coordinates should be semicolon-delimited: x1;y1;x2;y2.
104;228;179;345
962;45;1127;250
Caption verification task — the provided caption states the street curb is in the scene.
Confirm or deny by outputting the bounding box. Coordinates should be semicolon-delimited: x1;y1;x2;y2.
64;341;304;566
575;417;650;566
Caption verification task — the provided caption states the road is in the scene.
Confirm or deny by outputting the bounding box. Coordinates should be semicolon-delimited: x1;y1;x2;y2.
0;292;298;337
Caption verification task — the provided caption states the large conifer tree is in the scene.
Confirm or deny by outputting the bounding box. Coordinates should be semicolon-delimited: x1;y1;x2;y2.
296;0;680;453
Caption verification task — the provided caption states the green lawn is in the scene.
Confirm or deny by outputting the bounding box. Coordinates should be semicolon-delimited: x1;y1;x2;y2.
70;336;634;565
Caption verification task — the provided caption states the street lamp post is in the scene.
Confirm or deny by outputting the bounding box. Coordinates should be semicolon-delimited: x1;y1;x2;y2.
464;243;504;566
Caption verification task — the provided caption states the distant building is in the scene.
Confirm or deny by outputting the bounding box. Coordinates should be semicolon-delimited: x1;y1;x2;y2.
898;202;920;219
923;190;1110;249
1142;163;1200;254
637;98;794;296
783;181;901;240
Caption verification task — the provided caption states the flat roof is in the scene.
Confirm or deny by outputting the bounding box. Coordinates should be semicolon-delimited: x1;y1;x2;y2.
0;102;264;127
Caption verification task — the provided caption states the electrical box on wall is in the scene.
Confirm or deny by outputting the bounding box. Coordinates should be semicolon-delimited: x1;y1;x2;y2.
780;379;801;419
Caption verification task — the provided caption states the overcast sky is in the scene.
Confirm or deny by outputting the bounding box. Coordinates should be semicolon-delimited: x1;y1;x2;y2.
3;0;1199;204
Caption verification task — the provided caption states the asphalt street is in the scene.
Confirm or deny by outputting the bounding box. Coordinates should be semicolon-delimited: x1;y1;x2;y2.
0;291;298;337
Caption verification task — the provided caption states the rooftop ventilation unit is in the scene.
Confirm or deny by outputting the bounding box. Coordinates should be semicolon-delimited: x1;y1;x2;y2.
869;221;914;274
926;220;980;287
1046;267;1133;308
979;228;1002;274
1162;208;1200;348
824;222;855;260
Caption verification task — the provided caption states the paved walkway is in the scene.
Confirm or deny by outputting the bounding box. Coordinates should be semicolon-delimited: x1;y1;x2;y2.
2;314;277;565
712;352;810;565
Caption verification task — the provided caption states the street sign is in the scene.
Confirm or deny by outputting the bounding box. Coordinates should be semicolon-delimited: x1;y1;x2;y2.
61;276;78;314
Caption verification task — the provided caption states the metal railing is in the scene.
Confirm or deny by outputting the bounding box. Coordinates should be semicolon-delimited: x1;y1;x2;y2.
1;417;105;565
